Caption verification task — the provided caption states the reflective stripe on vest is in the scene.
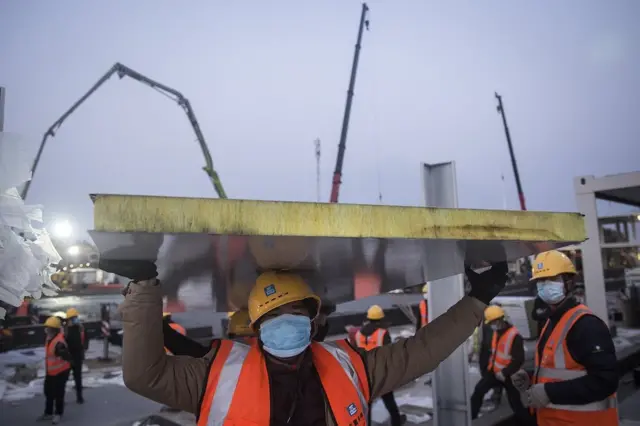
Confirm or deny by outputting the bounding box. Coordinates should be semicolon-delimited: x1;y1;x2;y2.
46;333;71;376
534;304;618;424
165;322;187;355
355;328;386;351
488;326;518;373
419;299;428;327
197;340;370;426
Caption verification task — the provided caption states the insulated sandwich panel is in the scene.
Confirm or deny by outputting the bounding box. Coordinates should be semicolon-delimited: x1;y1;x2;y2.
89;194;586;312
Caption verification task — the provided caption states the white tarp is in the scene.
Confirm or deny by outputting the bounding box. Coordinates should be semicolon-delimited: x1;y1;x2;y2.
0;132;61;318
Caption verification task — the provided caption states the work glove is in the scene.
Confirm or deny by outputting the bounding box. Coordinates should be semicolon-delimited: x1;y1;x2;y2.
98;233;164;282
524;384;550;408
465;261;508;305
510;369;531;392
495;371;505;382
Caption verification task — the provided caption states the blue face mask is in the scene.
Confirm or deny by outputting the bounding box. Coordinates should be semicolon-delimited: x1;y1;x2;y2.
537;279;565;304
260;314;311;358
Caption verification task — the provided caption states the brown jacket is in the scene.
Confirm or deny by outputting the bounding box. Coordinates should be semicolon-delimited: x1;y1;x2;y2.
119;281;486;424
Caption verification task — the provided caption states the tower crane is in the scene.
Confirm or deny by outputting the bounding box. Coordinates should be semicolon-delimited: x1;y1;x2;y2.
20;62;227;200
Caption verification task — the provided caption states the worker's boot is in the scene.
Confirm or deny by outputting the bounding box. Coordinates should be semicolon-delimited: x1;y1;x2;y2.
36;414;53;421
52;414;61;424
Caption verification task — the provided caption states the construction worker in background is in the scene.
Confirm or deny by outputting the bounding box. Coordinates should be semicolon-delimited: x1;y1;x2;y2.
477;301;506;408
38;316;72;424
511;250;619;426
356;305;407;426
103;241;509;424
162;312;186;355
470;305;532;424
64;308;86;404
416;283;429;329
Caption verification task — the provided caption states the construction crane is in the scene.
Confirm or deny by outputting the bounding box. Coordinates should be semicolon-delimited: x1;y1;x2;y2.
329;3;370;203
495;92;526;211
20;63;227;200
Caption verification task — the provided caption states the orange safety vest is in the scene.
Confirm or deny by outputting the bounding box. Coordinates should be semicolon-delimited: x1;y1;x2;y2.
533;304;618;426
488;326;518;373
355;328;387;351
45;333;71;376
197;339;370;425
165;322;187;355
419;299;428;327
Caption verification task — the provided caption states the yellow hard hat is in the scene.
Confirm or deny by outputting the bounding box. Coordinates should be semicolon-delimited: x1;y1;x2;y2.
422;283;429;294
531;250;576;281
367;305;385;320
484;305;505;324
44;316;63;329
227;310;254;337
248;271;321;328
53;311;67;319
66;308;79;319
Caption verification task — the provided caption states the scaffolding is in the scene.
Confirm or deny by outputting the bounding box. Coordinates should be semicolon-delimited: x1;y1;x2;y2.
574;171;640;325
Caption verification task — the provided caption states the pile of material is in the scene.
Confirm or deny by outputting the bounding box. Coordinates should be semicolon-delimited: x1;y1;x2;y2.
0;132;61;319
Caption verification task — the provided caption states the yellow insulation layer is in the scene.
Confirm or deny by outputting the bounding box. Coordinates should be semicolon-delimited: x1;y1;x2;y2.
92;194;586;242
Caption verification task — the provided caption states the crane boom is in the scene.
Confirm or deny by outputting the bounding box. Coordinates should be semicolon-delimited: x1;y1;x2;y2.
495;92;526;211
329;3;370;203
21;62;227;200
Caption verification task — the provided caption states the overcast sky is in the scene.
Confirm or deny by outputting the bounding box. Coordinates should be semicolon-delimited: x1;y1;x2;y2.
1;1;639;237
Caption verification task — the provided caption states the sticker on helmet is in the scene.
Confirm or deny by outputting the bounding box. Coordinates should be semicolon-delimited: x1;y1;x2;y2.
264;284;276;297
537;262;543;270
347;403;358;416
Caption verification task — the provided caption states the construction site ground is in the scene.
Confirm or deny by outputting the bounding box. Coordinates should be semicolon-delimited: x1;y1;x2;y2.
3;326;640;426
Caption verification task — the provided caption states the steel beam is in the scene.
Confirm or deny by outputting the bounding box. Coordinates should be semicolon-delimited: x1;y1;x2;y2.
422;161;472;426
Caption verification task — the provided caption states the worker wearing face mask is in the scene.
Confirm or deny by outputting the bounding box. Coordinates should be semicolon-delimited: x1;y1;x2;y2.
511;250;619;426
356;305;407;426
38;316;72;424
103;247;508;424
470;306;531;424
64;308;86;404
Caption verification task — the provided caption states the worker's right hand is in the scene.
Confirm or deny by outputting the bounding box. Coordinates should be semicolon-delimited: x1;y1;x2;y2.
465;261;508;305
510;369;531;392
98;233;164;282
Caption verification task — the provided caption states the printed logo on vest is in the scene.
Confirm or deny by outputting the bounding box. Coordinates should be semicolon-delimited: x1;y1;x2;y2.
347;403;358;416
264;284;276;297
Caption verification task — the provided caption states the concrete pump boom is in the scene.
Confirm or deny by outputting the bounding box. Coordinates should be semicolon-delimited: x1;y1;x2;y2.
20;62;227;200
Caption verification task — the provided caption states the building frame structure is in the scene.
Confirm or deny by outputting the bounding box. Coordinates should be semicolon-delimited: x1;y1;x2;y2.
574;171;640;326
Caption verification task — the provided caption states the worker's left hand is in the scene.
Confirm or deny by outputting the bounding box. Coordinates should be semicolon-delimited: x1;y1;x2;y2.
524;384;550;408
495;371;505;382
465;261;508;305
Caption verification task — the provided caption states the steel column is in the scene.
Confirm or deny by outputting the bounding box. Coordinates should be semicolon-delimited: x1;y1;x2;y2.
421;161;472;426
